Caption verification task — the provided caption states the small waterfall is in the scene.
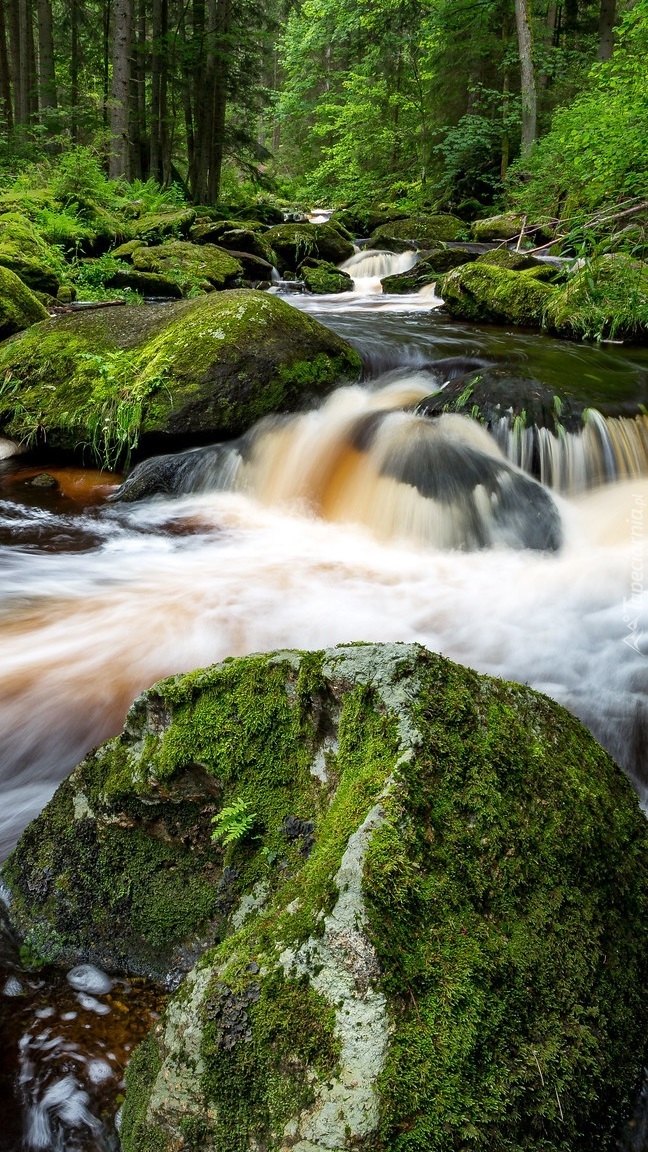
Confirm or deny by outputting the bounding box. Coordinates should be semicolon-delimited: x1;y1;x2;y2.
115;378;561;553
493;409;648;493
340;249;418;294
417;281;443;304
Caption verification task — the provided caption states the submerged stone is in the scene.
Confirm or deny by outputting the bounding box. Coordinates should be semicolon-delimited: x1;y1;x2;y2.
3;643;647;1152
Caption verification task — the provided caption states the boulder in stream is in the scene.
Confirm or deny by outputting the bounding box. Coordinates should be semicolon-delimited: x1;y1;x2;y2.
438;262;556;327
263;222;355;273
0;290;362;460
3;642;648;1152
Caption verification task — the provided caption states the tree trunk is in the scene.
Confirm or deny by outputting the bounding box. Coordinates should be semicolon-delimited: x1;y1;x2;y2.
515;0;537;157
0;0;14;128
129;0;146;178
7;0;22;125
25;0;37;117
102;0;110;128
110;0;133;178
206;0;230;203
597;0;616;61
16;0;30;122
70;0;79;138
36;0;55;110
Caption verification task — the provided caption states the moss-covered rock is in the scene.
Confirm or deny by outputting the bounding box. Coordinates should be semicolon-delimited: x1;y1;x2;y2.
263;222;355;273
0;264;48;340
196;226;272;264
0;289;362;460
545;254;648;343
329;205;409;236
301;259;353;294
438;262;556;327
112;239;147;262
471;213;527;242
4;642;648;1152
476;248;544;271
0;212;62;295
132;208;196;243
105;269;183;298
371;214;464;247
131;241;243;294
189;219;266;245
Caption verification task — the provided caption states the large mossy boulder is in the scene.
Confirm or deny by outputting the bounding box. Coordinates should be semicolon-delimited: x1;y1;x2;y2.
439;263;556;327
0;212;62;295
4;642;648;1152
371;213;464;247
263;222;355;273
0;290;362;458
131;241;243;293
0;264;48;340
545;254;648;343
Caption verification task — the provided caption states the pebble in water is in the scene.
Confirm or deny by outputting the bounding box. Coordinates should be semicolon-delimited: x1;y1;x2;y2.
66;964;113;996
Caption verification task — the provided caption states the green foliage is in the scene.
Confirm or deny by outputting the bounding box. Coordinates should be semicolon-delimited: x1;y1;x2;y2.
211;799;257;847
545;254;648;342
509;3;648;218
70;252;143;303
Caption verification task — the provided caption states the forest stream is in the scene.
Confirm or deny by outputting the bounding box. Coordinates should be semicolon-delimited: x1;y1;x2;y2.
2;257;648;1148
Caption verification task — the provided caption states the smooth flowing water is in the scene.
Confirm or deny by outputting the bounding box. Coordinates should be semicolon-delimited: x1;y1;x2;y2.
2;257;648;1148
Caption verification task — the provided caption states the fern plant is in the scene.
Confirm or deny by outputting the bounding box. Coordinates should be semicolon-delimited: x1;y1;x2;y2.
211;798;256;848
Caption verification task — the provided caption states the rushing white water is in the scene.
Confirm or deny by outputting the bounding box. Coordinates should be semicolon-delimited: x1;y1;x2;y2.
492;409;648;493
0;469;647;858
340;248;418;294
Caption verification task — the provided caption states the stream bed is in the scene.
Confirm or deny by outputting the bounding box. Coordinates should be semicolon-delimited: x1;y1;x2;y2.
1;277;648;1148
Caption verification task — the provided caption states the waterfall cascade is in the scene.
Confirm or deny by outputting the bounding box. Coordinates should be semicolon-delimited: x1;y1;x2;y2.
340;249;418;293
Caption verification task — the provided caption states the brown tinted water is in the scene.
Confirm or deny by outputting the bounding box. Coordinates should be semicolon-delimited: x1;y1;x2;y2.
1;286;648;1148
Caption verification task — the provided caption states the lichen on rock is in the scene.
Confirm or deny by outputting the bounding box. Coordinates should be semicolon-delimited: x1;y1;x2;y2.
3;642;648;1152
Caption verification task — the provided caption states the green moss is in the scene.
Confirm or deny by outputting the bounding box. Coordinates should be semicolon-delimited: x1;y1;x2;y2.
371;214;464;245
363;657;648;1151
545;254;648;342
471;213;528;243
476;249;543;271
301;260;353;294
7;643;648;1151
0;264;48;340
0;289;361;462
132;209;196;244
197;970;340;1152
121;1032;167;1152
131;241;242;293
439;263;556;327
262;222;354;273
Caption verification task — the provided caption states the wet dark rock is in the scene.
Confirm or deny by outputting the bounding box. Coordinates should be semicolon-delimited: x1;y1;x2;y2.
26;472;59;489
416;367;586;433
